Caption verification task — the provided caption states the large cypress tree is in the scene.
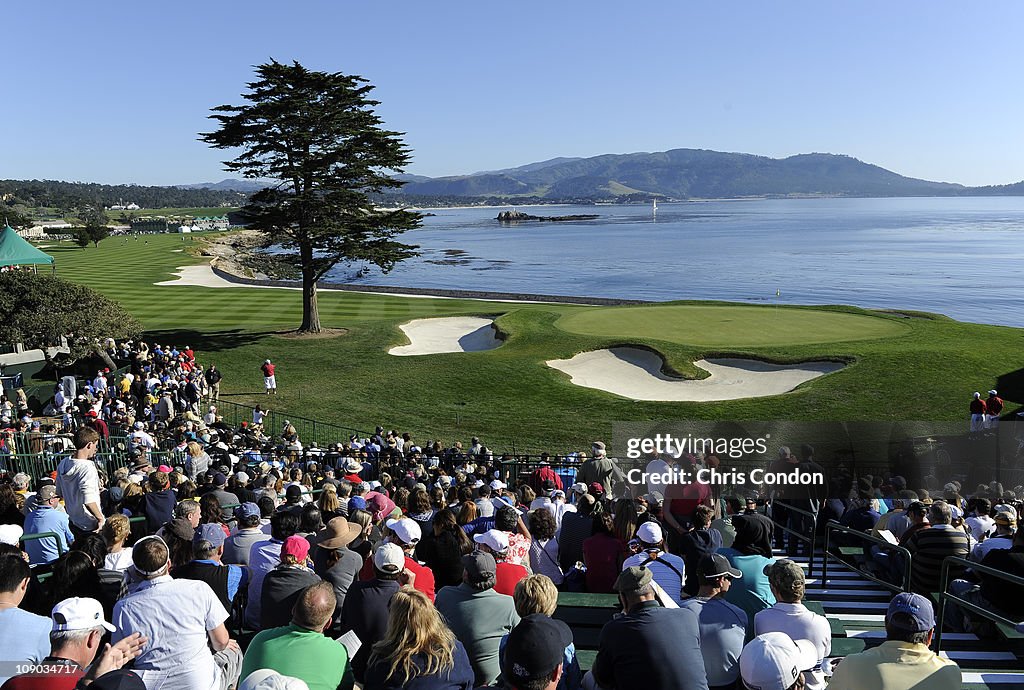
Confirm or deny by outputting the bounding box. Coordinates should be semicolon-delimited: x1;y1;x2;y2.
201;60;421;332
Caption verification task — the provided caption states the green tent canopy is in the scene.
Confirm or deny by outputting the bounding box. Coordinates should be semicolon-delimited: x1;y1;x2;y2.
0;225;54;268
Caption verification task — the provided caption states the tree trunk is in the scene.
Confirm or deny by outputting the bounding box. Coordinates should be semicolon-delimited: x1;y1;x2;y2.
299;244;321;333
92;344;117;372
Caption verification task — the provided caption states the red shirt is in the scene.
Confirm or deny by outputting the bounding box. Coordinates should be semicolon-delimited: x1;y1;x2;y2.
404;556;436;602
262;363;276;377
970;399;987;414
583;533;624;594
357;553;435;602
529;466;563;493
494;561;529;596
667;480;711;519
987;396;1004;415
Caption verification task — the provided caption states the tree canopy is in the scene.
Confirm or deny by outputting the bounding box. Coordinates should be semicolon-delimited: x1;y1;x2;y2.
0;272;141;361
200;60;422;332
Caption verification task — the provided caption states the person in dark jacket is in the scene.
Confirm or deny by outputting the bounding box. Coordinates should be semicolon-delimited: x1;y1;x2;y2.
416;509;473;590
678;504;724;596
171;523;248;613
340;543;406;683
260;535;321;630
312;517;364;632
592;566;709;690
141;471;176;535
362;587;474;690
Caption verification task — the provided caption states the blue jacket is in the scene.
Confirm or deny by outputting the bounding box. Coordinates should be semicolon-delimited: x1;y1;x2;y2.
23;505;75;564
362;640;475;690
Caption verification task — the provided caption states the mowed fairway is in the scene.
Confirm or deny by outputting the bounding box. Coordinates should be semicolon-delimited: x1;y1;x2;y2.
556;305;908;347
39;233;1024;452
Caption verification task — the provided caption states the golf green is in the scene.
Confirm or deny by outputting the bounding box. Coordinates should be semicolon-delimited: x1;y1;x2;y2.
555;304;909;347
24;231;1023;452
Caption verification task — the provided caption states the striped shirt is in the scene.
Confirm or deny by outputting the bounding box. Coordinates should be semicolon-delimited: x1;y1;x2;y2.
906;525;969;594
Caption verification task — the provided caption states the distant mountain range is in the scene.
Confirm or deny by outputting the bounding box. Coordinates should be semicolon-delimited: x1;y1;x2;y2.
181;149;1024;201
176;178;268;192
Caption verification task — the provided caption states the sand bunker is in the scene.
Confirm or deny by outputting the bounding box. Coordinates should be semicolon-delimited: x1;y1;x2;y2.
546;347;844;401
389;317;502;356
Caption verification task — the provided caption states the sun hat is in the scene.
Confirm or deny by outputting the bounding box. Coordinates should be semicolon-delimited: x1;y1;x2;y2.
316;518;363;550
740;632;819;690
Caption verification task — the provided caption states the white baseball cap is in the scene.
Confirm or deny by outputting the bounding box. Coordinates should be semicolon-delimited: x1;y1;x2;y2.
385;517;422;545
51;597;116;633
473;528;510;554
235;472;250;483
0;524;24;546
373;542;406;574
240;669;310;690
636;522;664;545
570;483;588;494
489;479;506;491
739;632;819;690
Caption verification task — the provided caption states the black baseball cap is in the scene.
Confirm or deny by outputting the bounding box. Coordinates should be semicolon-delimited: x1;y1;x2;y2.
698;553;742;582
504;614;573;683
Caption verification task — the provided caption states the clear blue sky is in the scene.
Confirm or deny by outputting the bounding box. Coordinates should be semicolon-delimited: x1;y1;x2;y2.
5;2;1023;187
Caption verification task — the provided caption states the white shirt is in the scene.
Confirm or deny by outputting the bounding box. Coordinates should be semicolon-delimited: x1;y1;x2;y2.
55;455;101;531
754;602;832;690
104;549;134;572
971;533;1014;561
113;575;228;690
965;515;995;541
622;550;686;606
645;458;670;496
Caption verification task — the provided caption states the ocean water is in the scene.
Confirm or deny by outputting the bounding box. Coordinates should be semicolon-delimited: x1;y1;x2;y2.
332;197;1024;327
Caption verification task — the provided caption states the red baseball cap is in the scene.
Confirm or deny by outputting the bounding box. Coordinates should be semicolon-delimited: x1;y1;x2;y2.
281;535;310;562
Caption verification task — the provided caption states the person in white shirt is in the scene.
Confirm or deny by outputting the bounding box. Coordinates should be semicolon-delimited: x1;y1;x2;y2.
55;427;105;537
621;521;686;606
754;559;831;690
114;536;241;690
971;510;1016;561
644;452;671;497
965;498;996;541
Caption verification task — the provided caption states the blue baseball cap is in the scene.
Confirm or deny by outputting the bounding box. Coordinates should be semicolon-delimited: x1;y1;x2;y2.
348;496;367;513
887;592;935;632
233;502;260;520
193;523;226;548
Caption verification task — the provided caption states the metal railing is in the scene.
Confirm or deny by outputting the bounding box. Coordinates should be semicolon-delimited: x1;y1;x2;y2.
824;519;912;593
933;555;1024;651
20;531;64;560
769;501;821;575
211;399;370;450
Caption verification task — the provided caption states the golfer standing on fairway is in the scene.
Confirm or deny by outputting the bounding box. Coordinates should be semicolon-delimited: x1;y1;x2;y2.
261;359;277;395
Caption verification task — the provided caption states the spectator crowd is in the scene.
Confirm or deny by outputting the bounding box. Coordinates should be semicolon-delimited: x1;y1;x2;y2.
0;341;1021;689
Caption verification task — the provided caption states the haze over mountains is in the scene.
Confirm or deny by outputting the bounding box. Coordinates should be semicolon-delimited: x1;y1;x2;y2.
183;148;1024;201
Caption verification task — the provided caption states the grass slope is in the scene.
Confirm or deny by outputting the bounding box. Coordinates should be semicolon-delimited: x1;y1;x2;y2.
41;233;1024;452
